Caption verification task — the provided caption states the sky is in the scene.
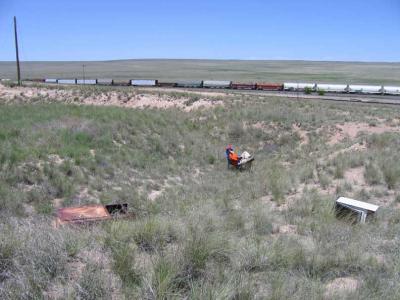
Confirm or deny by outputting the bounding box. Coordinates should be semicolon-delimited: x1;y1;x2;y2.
0;0;399;62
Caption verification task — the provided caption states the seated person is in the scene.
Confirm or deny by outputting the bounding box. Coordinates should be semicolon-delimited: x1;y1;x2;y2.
226;145;241;166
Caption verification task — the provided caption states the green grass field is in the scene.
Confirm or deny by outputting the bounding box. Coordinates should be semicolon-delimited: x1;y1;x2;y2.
2;84;400;298
1;59;400;85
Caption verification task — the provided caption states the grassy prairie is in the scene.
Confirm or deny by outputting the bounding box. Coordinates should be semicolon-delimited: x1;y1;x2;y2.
1;84;400;298
1;59;400;85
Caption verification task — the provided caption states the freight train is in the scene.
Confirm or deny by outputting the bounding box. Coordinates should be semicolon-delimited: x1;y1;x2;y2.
24;78;400;95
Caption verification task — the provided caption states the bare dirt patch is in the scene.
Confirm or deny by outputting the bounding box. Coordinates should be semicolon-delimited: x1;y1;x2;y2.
328;142;367;160
278;224;297;234
344;166;366;186
324;277;360;298
329;122;400;145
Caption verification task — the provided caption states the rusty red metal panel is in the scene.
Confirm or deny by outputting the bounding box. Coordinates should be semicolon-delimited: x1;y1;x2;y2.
57;204;111;224
256;83;284;91
231;83;256;90
55;203;131;226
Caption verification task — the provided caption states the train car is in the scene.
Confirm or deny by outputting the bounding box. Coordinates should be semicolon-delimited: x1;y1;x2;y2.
231;83;256;90
77;79;97;85
316;84;348;93
348;85;382;94
30;78;45;83
383;86;400;95
58;79;77;85
113;79;131;86
131;79;158;86
203;80;232;89
97;79;114;85
284;83;316;91
45;79;57;84
175;80;203;88
256;83;283;91
157;82;177;87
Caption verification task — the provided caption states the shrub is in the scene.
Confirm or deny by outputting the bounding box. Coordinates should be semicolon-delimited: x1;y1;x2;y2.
185;95;201;106
318;173;331;189
381;161;400;189
253;210;274;235
304;87;313;94
268;236;307;270
182;227;230;281
110;242;141;286
132;218;176;253
317;89;325;96
298;164;315;183
207;154;216;165
228;122;245;142
364;163;382;185
225;209;246;232
266;166;289;204
146;255;181;299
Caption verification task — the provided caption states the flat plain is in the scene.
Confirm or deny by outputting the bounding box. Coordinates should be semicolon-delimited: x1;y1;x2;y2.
1;59;400;85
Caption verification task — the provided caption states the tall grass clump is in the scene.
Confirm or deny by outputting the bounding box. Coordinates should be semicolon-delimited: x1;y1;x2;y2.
266;164;290;204
181;226;230;282
76;262;113;300
380;161;400;189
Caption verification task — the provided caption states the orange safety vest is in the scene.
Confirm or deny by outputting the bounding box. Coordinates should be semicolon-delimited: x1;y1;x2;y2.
229;151;239;165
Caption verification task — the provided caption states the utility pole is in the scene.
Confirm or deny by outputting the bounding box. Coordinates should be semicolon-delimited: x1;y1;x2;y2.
82;64;86;85
14;16;21;86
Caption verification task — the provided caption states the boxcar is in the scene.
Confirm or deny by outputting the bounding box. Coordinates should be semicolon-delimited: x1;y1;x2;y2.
203;80;232;89
131;79;158;86
97;79;114;85
113;79;131;86
175;80;203;88
231;83;256;90
58;79;77;85
256;83;283;91
30;78;45;83
45;79;57;84
77;79;97;85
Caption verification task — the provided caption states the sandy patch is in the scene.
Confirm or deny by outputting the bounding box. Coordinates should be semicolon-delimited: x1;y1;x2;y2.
184;99;223;111
278;224;297;234
324;277;360;298
329;122;400;145
328;142;367;160
148;190;163;201
52;198;64;209
73;187;98;204
344;167;366;186
48;154;65;165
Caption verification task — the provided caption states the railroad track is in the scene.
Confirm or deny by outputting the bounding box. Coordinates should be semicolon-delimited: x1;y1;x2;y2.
173;87;400;106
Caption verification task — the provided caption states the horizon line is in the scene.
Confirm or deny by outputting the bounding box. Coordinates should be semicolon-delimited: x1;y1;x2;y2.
0;58;399;64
